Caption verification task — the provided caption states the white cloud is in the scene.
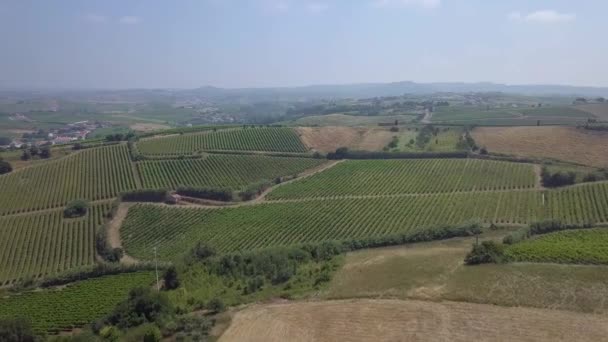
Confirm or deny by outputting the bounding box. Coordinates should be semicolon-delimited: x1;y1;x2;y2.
373;0;441;9
508;10;575;24
306;2;329;13
119;16;142;24
83;13;107;23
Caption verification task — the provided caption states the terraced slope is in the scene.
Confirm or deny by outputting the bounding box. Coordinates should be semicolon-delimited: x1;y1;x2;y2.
136;127;308;155
268;159;536;199
0;201;112;286
545;182;608;225
122;191;542;260
0;144;136;215
137;155;325;190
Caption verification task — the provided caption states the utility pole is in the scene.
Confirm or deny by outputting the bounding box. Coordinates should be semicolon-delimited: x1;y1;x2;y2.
153;246;160;291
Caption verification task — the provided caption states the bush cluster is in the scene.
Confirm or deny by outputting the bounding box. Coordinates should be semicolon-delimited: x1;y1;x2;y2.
176;187;233;202
327;147;468;160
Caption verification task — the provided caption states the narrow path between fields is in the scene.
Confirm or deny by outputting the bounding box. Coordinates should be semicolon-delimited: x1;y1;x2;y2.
107;203;139;265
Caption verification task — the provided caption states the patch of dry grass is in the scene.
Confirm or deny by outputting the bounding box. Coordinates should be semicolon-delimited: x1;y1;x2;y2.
220;299;608;342
472;126;608;167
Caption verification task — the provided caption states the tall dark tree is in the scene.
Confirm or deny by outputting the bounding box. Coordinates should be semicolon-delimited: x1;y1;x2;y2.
163;266;180;290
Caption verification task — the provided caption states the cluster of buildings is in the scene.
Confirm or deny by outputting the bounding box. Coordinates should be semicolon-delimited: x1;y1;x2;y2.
1;120;111;149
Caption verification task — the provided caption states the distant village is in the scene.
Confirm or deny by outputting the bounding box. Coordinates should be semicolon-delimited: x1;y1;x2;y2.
2;115;111;148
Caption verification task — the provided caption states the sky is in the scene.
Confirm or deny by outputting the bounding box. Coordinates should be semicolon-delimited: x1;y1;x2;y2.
1;0;607;89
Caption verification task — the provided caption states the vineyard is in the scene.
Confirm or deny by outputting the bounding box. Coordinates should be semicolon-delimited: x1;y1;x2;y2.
121;190;543;260
0;201;113;286
137;154;325;190
0;144;137;215
545;182;608;225
136;127;308;155
267;159;536;199
0;272;155;333
505;228;608;264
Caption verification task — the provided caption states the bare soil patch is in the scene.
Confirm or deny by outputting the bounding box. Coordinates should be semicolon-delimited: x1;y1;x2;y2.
219;299;608;342
129;123;171;132
296;127;394;152
472;126;608;167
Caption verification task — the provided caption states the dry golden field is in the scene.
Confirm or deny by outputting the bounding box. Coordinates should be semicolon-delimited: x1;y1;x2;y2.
220;299;608;342
296;126;394;152
472;126;608;167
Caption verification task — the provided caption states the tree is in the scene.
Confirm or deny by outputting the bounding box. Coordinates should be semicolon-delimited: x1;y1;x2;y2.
464;241;504;265
40;146;51;159
163;266;180;290
29;145;39;156
192;242;216;260
0;160;12;175
64;199;89;218
106;287;172;329
0;318;38;342
21;150;31;161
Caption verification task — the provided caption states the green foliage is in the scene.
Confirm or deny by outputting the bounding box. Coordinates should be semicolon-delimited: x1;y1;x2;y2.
121;323;162;342
176;187;233;201
464;241;505;265
268;159;536;199
206;298;225;313
541;167;576;187
63;199;89;218
0;318;39;342
0;144;137;215
106;287;173;330
505;228;608;264
163;266;180;290
191;242;217;261
0;159;12;174
0;202;113;286
0;272;155;333
137;127;307;155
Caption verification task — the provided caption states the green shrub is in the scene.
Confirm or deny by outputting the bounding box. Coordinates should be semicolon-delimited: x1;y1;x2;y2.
63;199;89;218
106;287;173;329
206;298;226;313
464;241;505;265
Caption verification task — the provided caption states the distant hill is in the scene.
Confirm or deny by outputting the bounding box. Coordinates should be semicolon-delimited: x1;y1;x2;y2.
2;81;608;103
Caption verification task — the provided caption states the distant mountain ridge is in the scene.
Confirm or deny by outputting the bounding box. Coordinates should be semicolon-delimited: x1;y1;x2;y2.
2;81;607;102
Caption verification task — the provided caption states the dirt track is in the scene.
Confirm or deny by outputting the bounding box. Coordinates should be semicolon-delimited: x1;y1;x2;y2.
219;299;608;342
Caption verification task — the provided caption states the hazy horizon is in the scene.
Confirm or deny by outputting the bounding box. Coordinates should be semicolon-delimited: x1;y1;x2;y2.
2;0;607;89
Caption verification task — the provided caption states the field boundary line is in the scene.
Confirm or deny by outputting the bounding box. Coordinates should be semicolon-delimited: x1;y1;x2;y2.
0;199;116;218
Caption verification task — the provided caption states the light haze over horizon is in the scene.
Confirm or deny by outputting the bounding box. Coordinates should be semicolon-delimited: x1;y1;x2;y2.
1;0;607;89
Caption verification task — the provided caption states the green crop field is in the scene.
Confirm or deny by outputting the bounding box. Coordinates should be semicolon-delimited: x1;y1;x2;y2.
0;272;155;333
136;127;308;155
267;159;536;199
122;190;542;261
0;144;137;215
431;105;591;126
0;201;112;286
137;155;325;190
545;182;608;225
505;228;608;264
